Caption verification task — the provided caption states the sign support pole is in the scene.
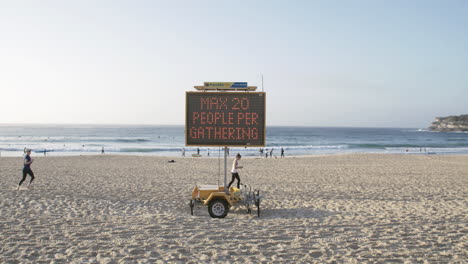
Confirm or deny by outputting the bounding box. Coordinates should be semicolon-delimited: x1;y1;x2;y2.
224;146;228;193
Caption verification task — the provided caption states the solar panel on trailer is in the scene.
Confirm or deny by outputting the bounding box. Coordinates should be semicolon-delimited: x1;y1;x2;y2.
186;92;266;147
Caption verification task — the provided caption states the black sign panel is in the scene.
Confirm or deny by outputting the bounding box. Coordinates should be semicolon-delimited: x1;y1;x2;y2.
186;92;266;147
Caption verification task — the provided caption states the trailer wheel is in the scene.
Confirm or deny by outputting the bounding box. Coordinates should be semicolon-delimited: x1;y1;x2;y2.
189;200;195;216
208;198;229;218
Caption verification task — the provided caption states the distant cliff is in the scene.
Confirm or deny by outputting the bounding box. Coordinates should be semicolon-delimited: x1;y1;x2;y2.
429;115;468;132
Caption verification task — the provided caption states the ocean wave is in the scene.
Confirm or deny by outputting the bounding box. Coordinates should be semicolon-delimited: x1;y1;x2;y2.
271;145;349;150
0;136;151;143
401;129;429;132
349;144;387;149
349;143;468;149
447;138;467;141
114;139;151;143
120;147;181;153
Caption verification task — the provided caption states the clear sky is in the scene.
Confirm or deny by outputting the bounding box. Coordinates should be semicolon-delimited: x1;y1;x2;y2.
1;0;467;128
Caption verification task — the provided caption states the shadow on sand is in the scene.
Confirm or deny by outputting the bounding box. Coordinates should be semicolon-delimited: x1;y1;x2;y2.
259;207;337;220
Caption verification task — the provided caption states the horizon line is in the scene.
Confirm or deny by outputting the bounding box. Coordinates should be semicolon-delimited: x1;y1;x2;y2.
0;123;422;129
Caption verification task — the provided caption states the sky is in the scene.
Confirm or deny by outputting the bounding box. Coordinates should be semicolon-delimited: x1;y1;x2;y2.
1;0;467;128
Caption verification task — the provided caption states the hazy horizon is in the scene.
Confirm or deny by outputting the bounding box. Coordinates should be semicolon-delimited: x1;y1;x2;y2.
1;1;467;127
0;122;434;129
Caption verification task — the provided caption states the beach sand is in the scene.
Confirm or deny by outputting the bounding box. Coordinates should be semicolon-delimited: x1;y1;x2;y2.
0;154;467;263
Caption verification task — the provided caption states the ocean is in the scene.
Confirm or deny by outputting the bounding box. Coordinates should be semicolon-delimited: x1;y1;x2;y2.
0;125;468;157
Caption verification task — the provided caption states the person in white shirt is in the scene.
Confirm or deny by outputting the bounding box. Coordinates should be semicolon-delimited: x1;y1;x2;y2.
227;153;243;189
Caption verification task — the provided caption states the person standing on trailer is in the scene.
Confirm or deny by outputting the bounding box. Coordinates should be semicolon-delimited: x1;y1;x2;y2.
17;148;35;190
227;153;243;189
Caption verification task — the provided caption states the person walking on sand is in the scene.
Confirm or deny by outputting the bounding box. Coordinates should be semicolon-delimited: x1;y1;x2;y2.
281;148;285;158
197;148;200;155
270;148;273;158
182;148;185;157
101;147;105;154
17;148;35;190
227;153;243;189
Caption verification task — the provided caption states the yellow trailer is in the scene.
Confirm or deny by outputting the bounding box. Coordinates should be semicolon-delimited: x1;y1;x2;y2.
190;184;261;218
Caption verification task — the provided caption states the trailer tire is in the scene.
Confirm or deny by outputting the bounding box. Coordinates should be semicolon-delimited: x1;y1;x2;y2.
208;198;229;218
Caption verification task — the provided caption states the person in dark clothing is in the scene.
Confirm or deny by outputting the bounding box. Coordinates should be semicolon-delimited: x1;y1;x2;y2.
227;153;243;189
281;148;285;158
17;148;35;190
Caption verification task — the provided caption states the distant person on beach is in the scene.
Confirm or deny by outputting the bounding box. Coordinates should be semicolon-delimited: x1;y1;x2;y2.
281;148;284;158
227;153;243;189
182;148;185;157
227;147;230;156
44;148;47;157
17;148;35;190
270;148;273;158
102;147;105;154
207;148;210;157
197;148;200;155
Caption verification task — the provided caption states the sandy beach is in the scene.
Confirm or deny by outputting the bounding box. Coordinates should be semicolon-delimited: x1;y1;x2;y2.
0;154;466;263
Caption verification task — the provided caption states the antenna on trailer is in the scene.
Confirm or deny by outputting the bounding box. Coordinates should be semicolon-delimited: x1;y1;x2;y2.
262;74;264;92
